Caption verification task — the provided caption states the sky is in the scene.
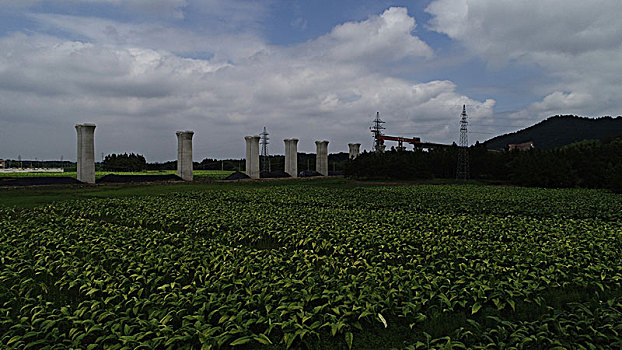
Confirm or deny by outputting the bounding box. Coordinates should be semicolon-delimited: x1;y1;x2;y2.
1;0;621;162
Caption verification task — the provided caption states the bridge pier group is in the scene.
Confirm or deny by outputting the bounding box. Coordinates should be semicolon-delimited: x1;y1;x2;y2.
75;124;359;183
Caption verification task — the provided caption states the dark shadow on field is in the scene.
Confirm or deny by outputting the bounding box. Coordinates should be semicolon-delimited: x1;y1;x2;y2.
0;176;80;186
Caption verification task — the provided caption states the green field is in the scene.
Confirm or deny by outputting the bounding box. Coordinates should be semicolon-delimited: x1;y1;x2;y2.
1;180;621;349
0;170;234;180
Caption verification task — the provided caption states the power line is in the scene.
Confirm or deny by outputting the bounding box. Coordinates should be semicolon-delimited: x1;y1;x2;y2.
469;124;530;128
391;123;529;129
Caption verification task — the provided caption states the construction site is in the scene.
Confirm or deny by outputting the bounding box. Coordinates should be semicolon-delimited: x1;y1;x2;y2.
0;106;473;186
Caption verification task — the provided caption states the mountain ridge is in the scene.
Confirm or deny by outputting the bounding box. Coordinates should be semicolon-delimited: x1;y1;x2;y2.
483;115;622;149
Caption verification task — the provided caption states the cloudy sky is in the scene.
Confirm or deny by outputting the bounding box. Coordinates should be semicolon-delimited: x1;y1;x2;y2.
1;0;621;161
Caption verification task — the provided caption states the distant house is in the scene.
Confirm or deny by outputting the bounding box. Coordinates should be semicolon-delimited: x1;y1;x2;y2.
508;141;534;151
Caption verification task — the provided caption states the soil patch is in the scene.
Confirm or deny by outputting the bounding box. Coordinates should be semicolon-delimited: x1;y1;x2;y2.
0;177;81;187
299;171;322;177
96;174;183;183
223;171;251;180
260;170;291;178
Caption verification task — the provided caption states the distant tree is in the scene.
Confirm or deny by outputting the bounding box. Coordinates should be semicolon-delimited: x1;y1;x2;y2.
145;161;176;171
606;162;622;193
508;150;579;188
102;153;147;172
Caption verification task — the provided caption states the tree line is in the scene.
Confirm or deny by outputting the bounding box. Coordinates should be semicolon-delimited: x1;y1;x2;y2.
102;153;146;172
345;138;622;193
102;152;351;174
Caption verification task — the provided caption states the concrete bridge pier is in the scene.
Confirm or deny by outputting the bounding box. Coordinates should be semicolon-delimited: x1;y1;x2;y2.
75;123;96;184
315;140;329;176
348;143;361;159
245;135;260;179
284;138;299;177
176;131;194;181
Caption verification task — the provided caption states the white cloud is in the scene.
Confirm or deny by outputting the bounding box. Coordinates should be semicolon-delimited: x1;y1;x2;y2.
427;0;622;62
121;0;188;19
426;0;622;122
530;91;591;113
79;0;189;19
191;0;271;31
0;0;40;8
308;7;433;63
291;17;307;30
0;0;189;18
508;90;596;124
28;13;267;62
0;7;493;161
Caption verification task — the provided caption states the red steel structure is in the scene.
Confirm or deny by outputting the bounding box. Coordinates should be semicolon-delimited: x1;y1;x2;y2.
371;112;450;151
377;135;450;150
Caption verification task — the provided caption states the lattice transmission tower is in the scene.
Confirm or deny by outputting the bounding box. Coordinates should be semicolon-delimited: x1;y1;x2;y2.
260;126;271;172
456;105;469;180
370;112;386;153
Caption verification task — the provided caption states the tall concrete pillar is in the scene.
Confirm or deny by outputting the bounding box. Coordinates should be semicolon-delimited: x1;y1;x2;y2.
348;143;361;159
245;135;260;179
284;138;299;177
75;123;96;184
315;140;329;176
176;130;194;181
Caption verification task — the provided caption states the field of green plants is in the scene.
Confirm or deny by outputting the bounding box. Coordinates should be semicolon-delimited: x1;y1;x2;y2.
1;181;621;349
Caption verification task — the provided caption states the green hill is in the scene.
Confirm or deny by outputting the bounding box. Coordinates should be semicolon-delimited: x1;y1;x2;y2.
484;115;622;149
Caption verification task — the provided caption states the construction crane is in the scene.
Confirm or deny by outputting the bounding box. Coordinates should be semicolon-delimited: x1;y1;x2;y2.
371;112;450;151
